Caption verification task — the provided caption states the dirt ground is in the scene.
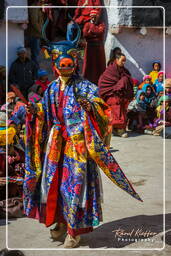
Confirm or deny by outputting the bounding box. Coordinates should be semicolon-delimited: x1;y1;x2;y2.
0;134;171;255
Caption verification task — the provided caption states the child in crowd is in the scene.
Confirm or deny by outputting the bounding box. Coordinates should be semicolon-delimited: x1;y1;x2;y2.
28;84;44;103
154;71;164;94
142;84;156;126
132;78;139;97
165;78;171;96
142;84;156;105
138;75;152;90
149;61;161;84
35;69;50;93
127;90;147;130
152;86;164;108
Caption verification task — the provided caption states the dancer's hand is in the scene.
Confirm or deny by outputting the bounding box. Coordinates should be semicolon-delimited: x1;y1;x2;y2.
26;102;35;115
78;98;91;112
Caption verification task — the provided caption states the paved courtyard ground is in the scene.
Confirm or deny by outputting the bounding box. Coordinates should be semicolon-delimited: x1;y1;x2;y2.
0;133;171;256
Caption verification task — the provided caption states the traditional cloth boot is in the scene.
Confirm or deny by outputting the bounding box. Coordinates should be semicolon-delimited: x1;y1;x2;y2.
63;234;81;248
50;223;67;240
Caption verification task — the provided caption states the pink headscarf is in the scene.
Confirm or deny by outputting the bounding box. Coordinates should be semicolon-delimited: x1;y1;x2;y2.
143;75;152;81
158;71;164;77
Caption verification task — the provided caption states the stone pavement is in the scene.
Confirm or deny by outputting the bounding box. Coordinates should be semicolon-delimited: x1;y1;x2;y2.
0;133;171;256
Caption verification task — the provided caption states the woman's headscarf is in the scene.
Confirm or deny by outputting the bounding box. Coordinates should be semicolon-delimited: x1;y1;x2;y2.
142;83;156;104
158;95;171;106
136;90;147;110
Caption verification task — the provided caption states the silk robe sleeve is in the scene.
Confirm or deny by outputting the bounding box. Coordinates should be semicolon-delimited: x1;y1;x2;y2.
25;102;47;185
76;81;112;140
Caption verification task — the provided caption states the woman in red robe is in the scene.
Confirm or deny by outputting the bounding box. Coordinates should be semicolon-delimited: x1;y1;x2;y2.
82;9;106;84
98;53;134;138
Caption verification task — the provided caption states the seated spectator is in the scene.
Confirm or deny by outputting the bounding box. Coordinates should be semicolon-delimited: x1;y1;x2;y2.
35;69;50;93
153;95;171;138
149;61;161;84
142;83;157;125
1;92;16;117
165;78;171;96
127;90;147;130
28;84;44;103
154;71;164;94
9;47;38;99
142;83;156;105
138;75;153;90
152;87;164;108
1;92;25;119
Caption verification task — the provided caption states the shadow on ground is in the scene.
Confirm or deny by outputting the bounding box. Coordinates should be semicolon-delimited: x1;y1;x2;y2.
81;213;171;248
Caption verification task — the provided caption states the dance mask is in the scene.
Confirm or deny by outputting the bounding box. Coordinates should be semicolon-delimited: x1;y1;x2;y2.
42;21;81;77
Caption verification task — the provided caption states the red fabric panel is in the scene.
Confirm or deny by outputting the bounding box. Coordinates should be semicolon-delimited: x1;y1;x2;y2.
45;166;59;227
89;111;102;138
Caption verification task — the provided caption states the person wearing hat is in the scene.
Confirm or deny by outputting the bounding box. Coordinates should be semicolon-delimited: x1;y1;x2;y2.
82;9;106;85
138;75;153;90
35;69;50;93
9;47;38;99
165;78;171;96
153;95;171;137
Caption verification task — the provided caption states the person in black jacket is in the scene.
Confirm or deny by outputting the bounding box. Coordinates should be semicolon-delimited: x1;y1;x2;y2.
9;47;38;99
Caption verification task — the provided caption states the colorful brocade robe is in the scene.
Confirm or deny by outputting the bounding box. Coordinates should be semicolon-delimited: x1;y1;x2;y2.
24;75;142;232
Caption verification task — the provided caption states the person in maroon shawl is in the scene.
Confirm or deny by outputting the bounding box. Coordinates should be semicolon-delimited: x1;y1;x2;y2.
98;53;134;138
73;0;102;25
82;9;106;84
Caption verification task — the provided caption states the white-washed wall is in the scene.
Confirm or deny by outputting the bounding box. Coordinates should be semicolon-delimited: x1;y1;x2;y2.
103;0;171;81
6;0;28;23
0;0;28;67
0;23;25;67
104;27;168;81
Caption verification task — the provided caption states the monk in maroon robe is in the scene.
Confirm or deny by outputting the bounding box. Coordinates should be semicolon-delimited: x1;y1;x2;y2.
82;9;106;85
73;0;102;25
98;53;134;137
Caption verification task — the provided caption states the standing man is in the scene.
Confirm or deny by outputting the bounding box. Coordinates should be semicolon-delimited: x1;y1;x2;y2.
9;47;38;99
98;53;134;138
27;0;44;67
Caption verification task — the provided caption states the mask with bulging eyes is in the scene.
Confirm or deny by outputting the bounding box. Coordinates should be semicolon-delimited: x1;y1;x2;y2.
42;20;81;77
